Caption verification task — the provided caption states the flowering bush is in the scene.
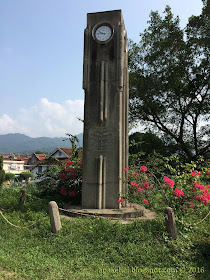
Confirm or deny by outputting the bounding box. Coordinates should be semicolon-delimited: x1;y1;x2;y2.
140;166;147;172
57;157;82;205
173;188;184;198
193;182;210;205
163;176;175;189
119;159;210;216
36;134;82;205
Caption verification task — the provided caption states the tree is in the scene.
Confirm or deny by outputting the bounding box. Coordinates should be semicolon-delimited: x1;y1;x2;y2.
5;173;15;181
128;1;209;161
0;155;5;185
19;172;33;182
129;132;169;158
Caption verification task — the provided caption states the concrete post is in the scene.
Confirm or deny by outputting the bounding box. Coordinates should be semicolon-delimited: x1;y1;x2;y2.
48;201;62;234
164;207;177;240
19;189;26;205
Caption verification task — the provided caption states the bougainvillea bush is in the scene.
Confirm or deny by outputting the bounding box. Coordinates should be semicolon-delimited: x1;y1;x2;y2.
120;158;210;217
36;156;82;205
58;158;82;205
36;135;82;205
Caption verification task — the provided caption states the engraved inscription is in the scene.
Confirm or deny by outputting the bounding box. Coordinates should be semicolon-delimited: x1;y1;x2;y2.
89;127;114;151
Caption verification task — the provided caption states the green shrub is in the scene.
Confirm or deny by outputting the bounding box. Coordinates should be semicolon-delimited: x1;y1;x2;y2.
5;172;15;181
19;172;33;182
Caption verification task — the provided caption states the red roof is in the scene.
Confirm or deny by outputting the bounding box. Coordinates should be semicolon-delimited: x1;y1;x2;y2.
30;158;70;166
58;147;82;158
56;148;72;157
35;154;46;161
1;153;30;162
30;148;82;166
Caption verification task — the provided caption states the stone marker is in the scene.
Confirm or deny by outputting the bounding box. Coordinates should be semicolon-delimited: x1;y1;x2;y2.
19;189;26;205
82;10;129;209
164;207;177;240
48;201;62;234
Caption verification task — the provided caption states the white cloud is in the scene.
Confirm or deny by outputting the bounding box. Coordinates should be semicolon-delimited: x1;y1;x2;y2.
0;114;17;130
0;98;84;137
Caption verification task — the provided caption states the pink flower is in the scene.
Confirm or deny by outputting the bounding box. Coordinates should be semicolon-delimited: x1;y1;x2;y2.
130;181;139;187
140;166;147;172
193;182;210;204
163;176;174;189
193;182;200;189
60;186;67;196
199;192;210;205
193;182;206;193
69;190;76;197
60;173;67;180
173;188;184;198
137;187;145;193
200;185;205;191
143;181;149;188
118;198;125;203
143;199;149;205
69;168;76;178
66;161;73;166
191;171;200;176
78;161;82;165
123;167;129;171
184;205;188;210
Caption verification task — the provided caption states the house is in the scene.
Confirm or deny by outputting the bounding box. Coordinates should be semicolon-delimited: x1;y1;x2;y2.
30;148;82;182
26;153;47;165
50;147;74;159
1;153;30;177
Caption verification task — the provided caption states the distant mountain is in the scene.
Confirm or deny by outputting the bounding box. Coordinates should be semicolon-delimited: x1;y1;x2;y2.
0;133;83;154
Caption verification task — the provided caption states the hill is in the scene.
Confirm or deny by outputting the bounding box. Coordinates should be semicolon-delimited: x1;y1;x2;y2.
0;133;83;154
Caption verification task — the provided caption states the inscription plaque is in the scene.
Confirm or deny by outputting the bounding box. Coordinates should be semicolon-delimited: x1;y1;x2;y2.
89;128;114;151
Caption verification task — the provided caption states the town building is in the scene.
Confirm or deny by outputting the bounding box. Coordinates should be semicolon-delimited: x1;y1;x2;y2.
1;153;30;176
29;148;82;182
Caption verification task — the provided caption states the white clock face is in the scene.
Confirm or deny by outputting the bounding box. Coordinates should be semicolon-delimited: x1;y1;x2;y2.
94;25;113;42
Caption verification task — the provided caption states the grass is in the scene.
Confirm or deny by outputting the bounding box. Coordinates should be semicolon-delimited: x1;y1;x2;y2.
0;184;209;279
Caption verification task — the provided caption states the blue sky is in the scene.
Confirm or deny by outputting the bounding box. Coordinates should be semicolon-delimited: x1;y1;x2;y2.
0;0;203;137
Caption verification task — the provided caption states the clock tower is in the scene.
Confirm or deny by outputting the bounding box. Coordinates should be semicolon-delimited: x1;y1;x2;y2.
82;10;129;209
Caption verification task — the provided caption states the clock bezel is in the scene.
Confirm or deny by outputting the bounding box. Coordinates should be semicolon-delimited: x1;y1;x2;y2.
92;22;114;44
